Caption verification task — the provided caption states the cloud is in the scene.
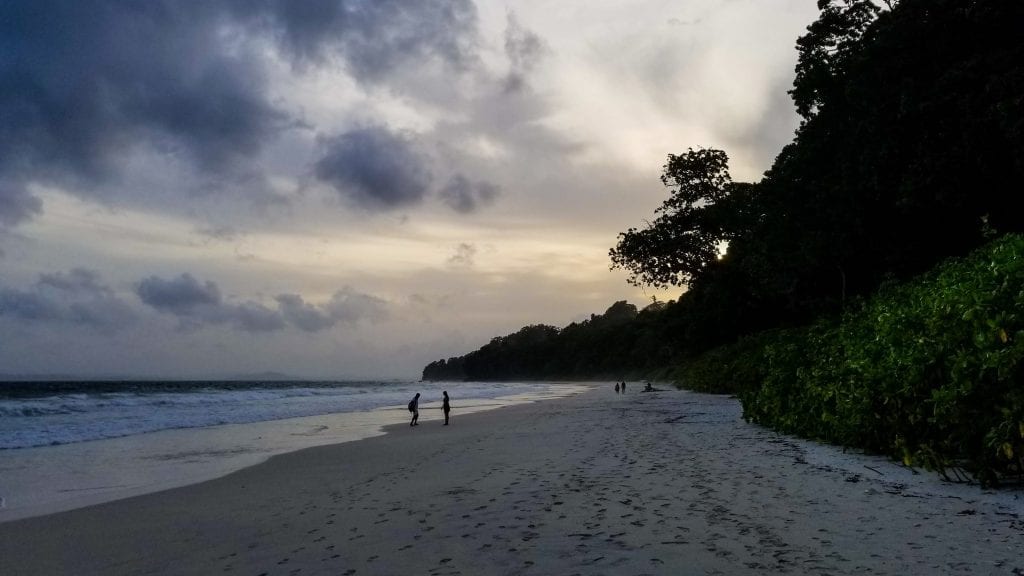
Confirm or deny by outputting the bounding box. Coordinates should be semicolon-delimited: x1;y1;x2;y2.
136;274;386;333
314;126;433;210
0;2;288;226
275;294;336;332
718;76;802;177
438;174;500;213
246;0;480;81
0;0;482;228
0;269;136;331
136;274;222;315
324;287;390;324
194;225;242;243
276;288;388;332
136;273;284;332
230;302;288;333
447;243;478;268
0;179;43;227
37;269;110;295
503;13;546;93
667;17;703;27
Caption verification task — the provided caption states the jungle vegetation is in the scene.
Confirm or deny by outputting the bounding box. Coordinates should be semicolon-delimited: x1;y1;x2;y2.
423;0;1024;483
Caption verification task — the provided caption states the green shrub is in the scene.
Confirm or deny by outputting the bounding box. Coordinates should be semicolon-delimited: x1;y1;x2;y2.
668;331;776;395
713;234;1024;484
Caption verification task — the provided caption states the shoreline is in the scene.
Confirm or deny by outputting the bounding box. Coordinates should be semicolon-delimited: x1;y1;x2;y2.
2;388;1021;575
0;382;592;523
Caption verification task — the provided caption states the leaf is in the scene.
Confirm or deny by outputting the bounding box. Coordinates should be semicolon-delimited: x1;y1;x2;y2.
999;328;1008;343
1001;442;1014;460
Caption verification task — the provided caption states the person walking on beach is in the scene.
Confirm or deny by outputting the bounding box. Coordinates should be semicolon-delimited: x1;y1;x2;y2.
442;390;451;425
621;381;626;394
614;383;620;394
409;393;420;426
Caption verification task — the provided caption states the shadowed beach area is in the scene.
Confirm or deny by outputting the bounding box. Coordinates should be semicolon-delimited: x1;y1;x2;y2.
2;387;1021;575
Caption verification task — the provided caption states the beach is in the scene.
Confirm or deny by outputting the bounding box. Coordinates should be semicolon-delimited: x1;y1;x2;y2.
2;387;1021;575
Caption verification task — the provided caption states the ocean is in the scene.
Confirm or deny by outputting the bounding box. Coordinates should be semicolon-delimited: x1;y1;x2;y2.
0;379;588;521
0;379;567;450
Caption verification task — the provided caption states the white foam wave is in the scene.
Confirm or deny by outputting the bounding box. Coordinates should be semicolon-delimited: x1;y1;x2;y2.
0;381;551;450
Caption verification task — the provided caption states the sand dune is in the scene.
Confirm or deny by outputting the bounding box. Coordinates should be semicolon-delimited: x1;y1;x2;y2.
2;387;1021;575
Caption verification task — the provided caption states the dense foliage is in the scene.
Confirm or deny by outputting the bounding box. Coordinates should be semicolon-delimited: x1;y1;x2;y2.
737;235;1024;484
614;0;1024;329
423;301;675;381
422;1;1024;482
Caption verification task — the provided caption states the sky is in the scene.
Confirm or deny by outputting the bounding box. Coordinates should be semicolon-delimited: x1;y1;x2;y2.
0;0;819;379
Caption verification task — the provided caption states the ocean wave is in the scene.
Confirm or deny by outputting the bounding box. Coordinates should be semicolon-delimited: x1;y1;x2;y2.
0;380;553;449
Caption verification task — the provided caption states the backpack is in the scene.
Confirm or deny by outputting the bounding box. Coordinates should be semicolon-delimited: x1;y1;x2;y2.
408;400;415;412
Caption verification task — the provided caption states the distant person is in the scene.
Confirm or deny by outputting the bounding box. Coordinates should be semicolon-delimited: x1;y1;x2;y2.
442;390;451;425
408;393;420;426
621;381;626;394
644;382;653;392
615;383;620;394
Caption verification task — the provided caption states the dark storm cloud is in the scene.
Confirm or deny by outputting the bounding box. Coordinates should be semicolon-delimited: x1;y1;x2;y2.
229;302;288;333
136;274;385;333
0;180;42;227
0;0;481;228
136;272;284;332
314;127;433;210
275;294;336;332
0;269;136;331
242;0;479;81
438;174;500;214
0;2;286;226
136;274;222;315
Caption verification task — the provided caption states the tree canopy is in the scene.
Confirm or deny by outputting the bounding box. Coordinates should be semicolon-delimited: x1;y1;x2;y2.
609;148;755;289
425;0;1024;380
618;0;1024;322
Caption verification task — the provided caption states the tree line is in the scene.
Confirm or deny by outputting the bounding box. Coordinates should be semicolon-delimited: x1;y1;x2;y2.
423;0;1024;481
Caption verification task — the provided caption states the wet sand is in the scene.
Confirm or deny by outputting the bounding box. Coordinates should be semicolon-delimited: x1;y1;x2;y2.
0;387;585;523
2;388;1021;575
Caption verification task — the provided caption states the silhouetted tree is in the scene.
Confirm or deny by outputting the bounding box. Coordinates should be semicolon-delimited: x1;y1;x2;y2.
609;148;756;288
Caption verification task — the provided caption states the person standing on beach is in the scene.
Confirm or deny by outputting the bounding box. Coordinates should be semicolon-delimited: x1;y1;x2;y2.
614;383;620;394
409;393;420;426
621;381;626;394
442;390;451;425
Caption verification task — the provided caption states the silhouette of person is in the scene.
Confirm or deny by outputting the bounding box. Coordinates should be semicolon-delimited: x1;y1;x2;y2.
409;392;420;426
442;390;451;425
614;382;620;394
621;381;626;394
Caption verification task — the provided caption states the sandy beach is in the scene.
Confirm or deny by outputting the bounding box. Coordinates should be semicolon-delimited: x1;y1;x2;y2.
2;387;1021;575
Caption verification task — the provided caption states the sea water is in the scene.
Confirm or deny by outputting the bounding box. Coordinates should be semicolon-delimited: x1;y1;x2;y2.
0;380;575;449
0;380;588;522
